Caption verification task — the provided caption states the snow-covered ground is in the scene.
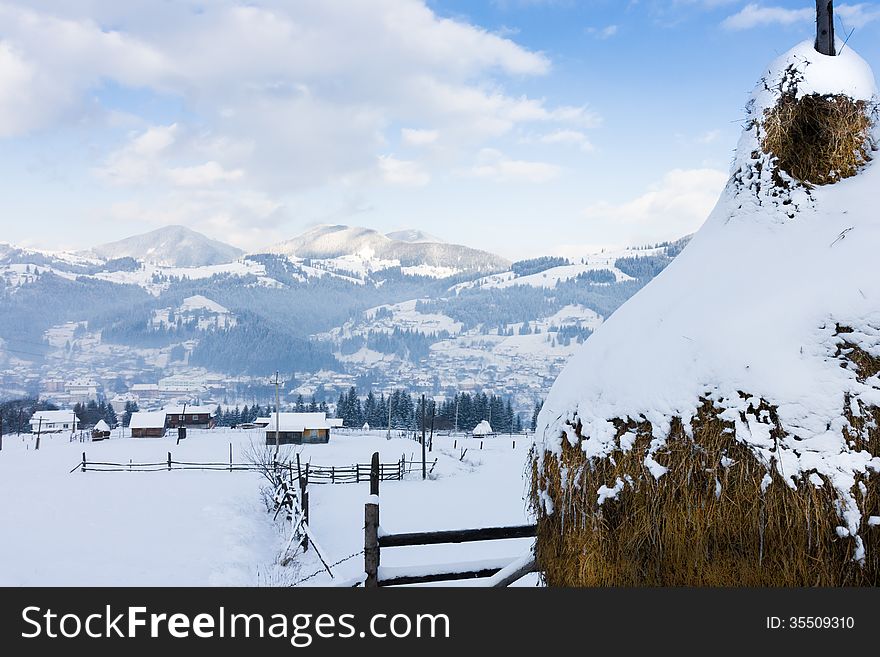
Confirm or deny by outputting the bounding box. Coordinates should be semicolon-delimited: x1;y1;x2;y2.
0;428;534;587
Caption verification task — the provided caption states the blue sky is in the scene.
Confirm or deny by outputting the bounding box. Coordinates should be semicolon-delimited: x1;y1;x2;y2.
1;0;879;259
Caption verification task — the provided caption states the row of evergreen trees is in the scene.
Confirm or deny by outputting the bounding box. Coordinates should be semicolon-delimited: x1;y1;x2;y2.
73;400;118;428
334;387;538;434
212;396;330;427
0;398;58;434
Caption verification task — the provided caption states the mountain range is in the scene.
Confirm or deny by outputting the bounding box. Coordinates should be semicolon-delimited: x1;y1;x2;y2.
0;224;688;409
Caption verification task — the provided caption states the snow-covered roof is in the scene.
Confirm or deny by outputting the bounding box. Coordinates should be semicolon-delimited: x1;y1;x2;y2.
263;412;331;432
93;420;110;432
473;420;493;435
129;411;168;430
161;406;214;416
30;410;77;425
536;41;880;561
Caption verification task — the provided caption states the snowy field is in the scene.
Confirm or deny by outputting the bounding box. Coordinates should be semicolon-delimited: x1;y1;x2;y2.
0;428;535;587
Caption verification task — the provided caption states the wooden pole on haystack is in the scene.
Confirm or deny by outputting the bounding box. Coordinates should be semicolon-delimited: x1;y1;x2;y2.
816;1;836;56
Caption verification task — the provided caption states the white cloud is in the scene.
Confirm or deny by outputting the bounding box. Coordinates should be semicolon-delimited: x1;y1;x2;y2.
722;3;880;30
535;129;595;151
378;155;431;186
586;25;619;39
401;128;440;146
167;162;245;187
837;3;880;28
96;123;247;190
697;129;721;144
722;4;812;30
0;0;601;237
465;148;561;183
583;168;727;241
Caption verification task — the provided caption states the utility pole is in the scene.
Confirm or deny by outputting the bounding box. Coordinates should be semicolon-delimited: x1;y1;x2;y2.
386;391;393;439
421;394;427;480
272;371;282;457
177;402;187;444
429;401;435;453
35;417;42;451
454;395;459;434
816;1;836;56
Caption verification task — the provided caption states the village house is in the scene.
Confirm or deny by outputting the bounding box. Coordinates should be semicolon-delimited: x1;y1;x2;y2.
263;412;331;445
129;411;167;438
162;406;216;429
29;410;78;434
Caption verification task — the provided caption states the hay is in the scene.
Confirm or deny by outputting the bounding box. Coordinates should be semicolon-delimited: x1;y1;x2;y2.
530;394;880;586
761;93;874;185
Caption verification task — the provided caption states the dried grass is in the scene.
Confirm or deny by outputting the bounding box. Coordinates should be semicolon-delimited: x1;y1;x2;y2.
530;396;880;586
762;93;874;185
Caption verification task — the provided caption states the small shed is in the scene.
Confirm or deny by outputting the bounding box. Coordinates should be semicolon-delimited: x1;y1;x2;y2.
473;420;493;437
92;420;111;441
130;411;167;438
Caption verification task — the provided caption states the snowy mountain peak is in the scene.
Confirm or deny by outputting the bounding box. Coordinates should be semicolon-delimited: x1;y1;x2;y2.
89;225;244;268
385;229;446;244
265;224;509;275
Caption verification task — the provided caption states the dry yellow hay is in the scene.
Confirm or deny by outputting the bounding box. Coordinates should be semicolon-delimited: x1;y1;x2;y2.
530;395;880;586
762;93;874;185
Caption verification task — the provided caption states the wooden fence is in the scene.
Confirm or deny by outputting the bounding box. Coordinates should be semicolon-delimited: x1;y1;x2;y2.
70;450;417;484
361;451;537;587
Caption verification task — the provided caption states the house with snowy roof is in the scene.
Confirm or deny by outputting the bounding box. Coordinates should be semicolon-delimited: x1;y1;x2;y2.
129;411;167;438
30;410;78;434
161;406;215;429
264;412;331;445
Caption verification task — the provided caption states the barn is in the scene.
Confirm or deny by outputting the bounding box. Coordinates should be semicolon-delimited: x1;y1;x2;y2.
163;406;215;429
129;411;167;438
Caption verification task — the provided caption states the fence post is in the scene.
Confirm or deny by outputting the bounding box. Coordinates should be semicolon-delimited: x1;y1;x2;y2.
365;451;380;588
480;440;483;450
421;394;427;481
81;452;86;472
331;465;335;484
299;465;310;552
167;452;172;471
229;443;233;472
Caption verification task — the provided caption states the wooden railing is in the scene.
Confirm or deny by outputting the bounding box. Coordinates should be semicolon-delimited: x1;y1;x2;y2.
71;450;413;484
362;451;537;588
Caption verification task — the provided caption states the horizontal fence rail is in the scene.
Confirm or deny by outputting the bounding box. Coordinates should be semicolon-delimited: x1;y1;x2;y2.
377;524;537;548
71;452;412;484
361;450;537;588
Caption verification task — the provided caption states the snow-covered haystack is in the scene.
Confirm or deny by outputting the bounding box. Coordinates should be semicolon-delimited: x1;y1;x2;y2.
530;41;880;586
473;420;493;436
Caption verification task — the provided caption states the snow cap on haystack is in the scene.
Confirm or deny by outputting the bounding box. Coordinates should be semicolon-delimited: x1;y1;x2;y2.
532;41;880;586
